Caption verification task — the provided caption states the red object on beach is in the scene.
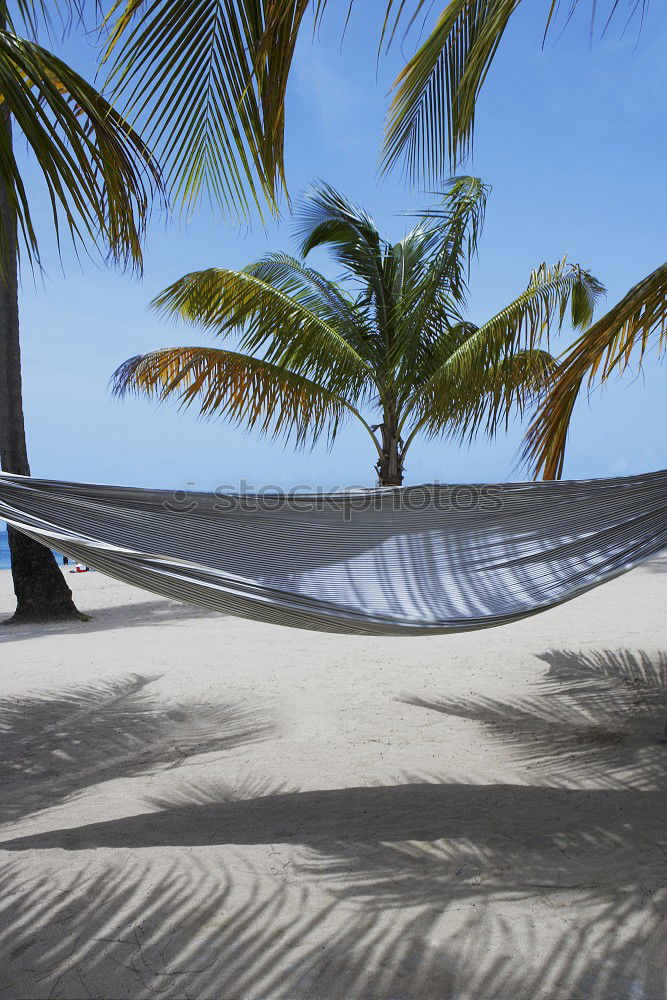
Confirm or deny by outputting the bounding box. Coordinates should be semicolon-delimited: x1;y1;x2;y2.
75;563;89;573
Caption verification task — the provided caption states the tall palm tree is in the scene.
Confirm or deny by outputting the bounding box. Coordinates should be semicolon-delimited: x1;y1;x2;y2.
112;178;602;485
0;1;159;622
378;0;664;479
0;0;310;622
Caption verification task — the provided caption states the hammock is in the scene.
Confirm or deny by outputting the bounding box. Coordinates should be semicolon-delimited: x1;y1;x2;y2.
0;470;665;635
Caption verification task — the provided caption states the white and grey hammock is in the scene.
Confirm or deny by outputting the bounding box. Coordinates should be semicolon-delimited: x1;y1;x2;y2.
0;470;665;635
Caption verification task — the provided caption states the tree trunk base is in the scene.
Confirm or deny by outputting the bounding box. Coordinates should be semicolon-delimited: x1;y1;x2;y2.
3;527;82;624
2;608;86;625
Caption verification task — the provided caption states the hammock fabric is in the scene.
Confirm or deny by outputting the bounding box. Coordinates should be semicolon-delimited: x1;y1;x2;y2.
0;470;666;635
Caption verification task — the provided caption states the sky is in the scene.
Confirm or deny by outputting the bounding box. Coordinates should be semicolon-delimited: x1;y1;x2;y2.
13;1;667;493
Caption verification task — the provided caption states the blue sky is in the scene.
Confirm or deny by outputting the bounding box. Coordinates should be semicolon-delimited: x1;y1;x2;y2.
15;2;667;491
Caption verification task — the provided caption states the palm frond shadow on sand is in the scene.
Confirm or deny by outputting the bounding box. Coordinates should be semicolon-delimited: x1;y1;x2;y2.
0;859;528;1000
1;650;666;997
1;794;665;999
403;647;667;791
0;673;274;823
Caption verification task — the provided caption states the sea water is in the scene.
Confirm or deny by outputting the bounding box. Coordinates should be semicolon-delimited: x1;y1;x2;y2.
0;529;9;570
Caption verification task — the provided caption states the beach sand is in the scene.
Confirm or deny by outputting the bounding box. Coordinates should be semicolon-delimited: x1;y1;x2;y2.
0;562;665;999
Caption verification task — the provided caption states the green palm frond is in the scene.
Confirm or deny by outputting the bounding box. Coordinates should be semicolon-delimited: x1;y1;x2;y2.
425;260;603;389
382;1;644;182
2;1;91;36
411;347;557;445
102;0;313;218
383;0;520;180
386;177;488;322
0;27;160;269
523;260;667;480
247;252;378;361
396;176;488;343
151;262;374;396
416;175;488;284
294;183;395;353
111;345;351;447
295;182;388;293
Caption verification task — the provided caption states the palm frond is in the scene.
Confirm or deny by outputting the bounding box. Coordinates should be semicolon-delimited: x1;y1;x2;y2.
416;175;488;282
111;345;350;447
246;252;378;361
382;0;648;181
523;260;667;479
394;176;488;338
295;181;387;281
411;346;558;444
0;27;160;270
103;0;312;218
1;1;91;37
388;177;488;312
151;262;374;396
417;259;603;396
383;0;520;181
295;183;395;359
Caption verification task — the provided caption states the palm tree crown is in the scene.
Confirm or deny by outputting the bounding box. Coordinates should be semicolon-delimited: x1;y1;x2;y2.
113;177;602;485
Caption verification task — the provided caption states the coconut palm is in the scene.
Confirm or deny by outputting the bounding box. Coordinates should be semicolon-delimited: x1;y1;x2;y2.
0;0;317;622
379;0;664;479
112;178;602;485
0;1;161;622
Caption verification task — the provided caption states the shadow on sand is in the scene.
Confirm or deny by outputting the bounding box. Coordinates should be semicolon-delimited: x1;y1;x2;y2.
1;779;664;853
0;650;665;998
1;844;664;1000
403;647;667;789
0;673;274;823
0;595;223;642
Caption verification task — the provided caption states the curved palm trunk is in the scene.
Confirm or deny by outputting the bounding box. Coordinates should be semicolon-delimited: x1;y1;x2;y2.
0;108;79;623
376;422;404;487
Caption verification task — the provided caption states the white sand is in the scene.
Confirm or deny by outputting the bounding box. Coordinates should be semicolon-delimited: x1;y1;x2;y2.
0;562;665;999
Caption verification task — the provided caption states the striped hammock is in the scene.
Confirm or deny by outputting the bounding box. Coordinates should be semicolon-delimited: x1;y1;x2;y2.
0;470;665;635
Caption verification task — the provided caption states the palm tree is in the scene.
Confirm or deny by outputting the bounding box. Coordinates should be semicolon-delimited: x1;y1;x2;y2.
378;0;665;479
104;2;663;482
112;178;602;485
0;2;159;622
0;0;309;622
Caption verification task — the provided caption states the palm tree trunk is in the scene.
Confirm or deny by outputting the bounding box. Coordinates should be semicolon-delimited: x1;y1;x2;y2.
0;106;80;623
377;422;404;486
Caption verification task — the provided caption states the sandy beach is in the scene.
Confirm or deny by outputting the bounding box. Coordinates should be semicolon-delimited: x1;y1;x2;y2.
0;562;665;999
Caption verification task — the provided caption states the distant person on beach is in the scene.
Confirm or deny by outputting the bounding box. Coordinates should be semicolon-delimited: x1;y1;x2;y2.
62;555;68;566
